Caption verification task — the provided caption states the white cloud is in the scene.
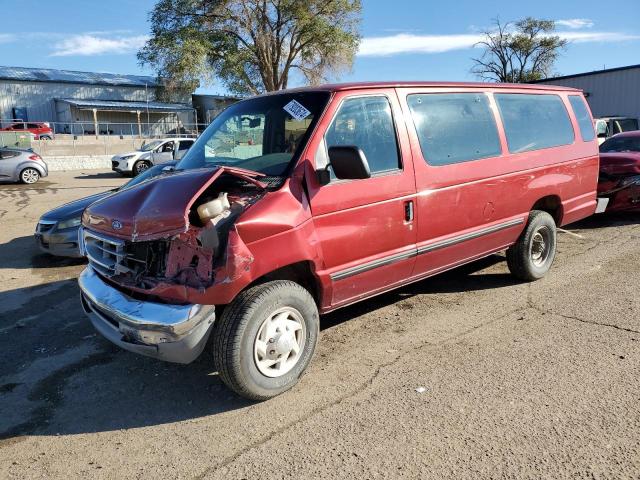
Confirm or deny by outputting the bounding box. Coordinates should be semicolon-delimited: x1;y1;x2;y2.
358;29;640;57
50;34;149;57
0;33;15;44
556;18;594;29
560;31;640;42
359;33;482;56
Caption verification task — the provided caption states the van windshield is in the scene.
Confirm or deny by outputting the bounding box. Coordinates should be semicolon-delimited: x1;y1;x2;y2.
177;91;330;176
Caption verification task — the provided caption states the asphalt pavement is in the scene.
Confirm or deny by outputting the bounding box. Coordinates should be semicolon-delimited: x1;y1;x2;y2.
0;170;639;479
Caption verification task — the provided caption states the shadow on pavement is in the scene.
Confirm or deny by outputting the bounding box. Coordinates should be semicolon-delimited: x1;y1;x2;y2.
0;254;513;439
569;212;640;230
75;172;125;180
0;234;85;270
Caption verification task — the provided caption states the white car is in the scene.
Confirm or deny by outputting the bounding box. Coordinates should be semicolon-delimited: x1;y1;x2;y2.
111;137;196;176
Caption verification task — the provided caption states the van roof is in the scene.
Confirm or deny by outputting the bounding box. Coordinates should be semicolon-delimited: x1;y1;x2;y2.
266;81;582;95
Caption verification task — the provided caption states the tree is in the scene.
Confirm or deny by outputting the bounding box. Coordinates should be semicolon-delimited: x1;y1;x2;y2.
139;0;362;97
471;17;568;83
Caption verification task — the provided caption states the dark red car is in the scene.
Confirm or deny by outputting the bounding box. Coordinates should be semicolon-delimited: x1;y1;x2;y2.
0;122;54;140
78;82;599;400
598;131;640;212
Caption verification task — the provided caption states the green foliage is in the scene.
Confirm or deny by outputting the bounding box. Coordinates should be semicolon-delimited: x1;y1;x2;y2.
471;17;568;83
139;0;362;97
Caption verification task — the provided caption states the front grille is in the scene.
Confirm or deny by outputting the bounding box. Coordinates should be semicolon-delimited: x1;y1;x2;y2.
83;229;168;280
84;230;128;277
111;160;119;168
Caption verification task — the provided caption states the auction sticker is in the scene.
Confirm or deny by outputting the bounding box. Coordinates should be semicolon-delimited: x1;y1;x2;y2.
283;100;311;121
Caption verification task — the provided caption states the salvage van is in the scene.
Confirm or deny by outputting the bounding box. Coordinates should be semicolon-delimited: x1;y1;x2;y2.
78;82;600;400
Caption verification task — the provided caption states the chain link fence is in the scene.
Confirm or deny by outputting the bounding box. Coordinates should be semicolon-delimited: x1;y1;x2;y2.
9;121;210;157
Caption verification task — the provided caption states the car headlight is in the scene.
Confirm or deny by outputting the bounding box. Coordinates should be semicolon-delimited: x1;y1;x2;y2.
57;217;82;230
120;155;136;161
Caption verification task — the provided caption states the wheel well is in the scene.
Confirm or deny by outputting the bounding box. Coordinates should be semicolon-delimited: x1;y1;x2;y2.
250;261;321;306
531;195;563;225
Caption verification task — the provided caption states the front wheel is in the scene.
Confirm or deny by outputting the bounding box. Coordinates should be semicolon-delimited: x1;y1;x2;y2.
213;281;319;400
506;210;557;281
132;160;151;176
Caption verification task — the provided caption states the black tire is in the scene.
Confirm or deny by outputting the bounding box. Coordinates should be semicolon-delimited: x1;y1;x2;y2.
214;280;319;401
19;167;40;184
132;160;151;176
506;210;557;281
39;135;52;140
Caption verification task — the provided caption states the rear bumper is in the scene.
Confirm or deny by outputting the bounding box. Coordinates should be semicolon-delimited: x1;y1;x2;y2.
78;267;216;364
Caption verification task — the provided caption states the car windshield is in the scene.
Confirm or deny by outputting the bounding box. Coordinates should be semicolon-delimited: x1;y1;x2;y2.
140;140;163;152
177;91;331;176
600;136;640;153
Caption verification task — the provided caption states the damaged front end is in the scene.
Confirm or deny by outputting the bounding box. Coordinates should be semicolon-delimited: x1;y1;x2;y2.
82;166;267;302
598;153;640;213
78;166;271;362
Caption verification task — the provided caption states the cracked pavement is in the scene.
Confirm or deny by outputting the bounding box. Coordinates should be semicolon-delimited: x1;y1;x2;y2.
1;171;639;479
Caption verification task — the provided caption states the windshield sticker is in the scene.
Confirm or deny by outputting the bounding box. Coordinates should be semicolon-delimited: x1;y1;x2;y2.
283;100;311;121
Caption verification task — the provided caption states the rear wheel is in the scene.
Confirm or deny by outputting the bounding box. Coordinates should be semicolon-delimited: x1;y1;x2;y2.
39;135;52;140
20;168;40;184
213;280;319;400
132;160;151;176
506;210;557;281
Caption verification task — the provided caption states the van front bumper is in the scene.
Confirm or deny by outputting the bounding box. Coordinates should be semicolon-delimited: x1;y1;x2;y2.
78;267;215;364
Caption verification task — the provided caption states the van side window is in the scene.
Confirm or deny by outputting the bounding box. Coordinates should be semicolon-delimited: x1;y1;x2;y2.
568;96;595;142
407;93;501;166
325;96;400;175
494;94;575;153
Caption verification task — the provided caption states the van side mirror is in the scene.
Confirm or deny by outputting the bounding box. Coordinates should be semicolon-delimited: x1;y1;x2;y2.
318;146;370;184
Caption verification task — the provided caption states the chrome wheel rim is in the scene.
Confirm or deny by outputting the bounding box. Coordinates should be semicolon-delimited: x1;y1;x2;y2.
254;307;306;378
530;226;551;267
22;169;39;184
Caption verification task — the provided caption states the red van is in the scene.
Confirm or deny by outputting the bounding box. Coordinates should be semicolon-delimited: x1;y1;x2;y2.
78;82;599;400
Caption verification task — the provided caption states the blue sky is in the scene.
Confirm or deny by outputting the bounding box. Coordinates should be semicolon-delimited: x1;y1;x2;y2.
0;0;638;94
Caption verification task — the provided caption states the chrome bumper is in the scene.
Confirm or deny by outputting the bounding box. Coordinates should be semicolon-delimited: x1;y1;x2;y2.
78;267;215;364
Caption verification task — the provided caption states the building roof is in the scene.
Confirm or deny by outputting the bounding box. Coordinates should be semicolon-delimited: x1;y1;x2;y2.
57;98;193;112
531;64;640;83
0;66;159;87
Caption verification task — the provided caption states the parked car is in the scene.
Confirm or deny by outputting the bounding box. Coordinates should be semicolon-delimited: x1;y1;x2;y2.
595;116;639;144
0;122;54;140
78;82;599;400
35;162;177;257
111;137;196;176
597;131;640;212
0;147;47;184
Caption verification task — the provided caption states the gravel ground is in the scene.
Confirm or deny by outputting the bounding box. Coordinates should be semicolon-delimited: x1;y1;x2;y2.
0;170;639;479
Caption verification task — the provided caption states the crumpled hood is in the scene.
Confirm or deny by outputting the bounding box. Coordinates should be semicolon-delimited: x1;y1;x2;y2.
82;167;265;242
599;152;640;176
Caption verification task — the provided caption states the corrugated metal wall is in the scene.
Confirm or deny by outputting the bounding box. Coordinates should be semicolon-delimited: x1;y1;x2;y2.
0;80;156;125
537;67;640;119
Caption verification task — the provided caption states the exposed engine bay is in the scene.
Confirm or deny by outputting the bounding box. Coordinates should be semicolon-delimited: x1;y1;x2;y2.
82;168;276;300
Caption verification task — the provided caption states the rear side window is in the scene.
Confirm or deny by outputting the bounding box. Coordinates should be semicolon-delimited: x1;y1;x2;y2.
495;94;574;153
325;96;400;174
407;93;501;166
568;96;595;142
179;140;194;151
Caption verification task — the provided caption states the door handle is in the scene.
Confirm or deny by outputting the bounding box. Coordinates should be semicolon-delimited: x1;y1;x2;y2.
404;200;414;222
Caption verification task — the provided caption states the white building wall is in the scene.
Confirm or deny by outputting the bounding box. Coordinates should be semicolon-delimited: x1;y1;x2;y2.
537;67;640;119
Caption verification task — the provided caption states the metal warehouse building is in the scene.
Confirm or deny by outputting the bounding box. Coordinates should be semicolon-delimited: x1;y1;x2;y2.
0;66;196;136
534;64;640;120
